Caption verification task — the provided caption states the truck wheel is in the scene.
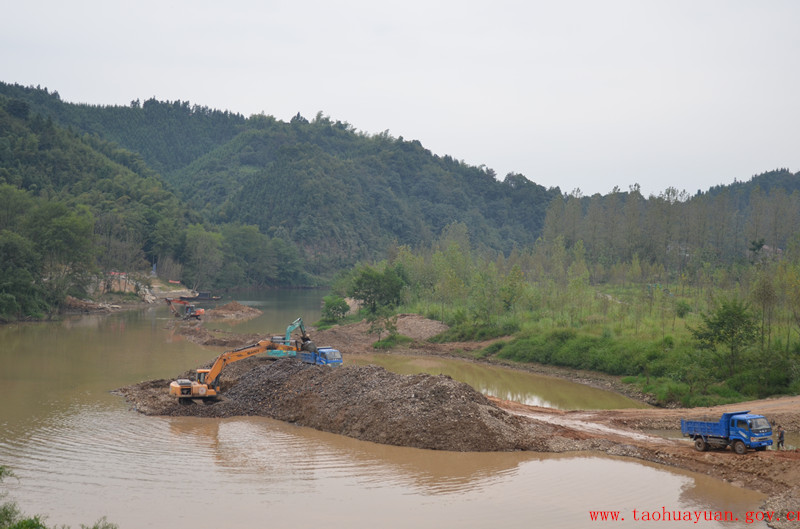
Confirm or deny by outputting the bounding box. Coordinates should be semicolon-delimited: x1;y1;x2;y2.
733;440;747;455
694;438;707;452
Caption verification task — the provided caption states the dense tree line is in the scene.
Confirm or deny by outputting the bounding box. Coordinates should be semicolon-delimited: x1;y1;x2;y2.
0;184;94;320
0;83;559;277
0;94;309;319
541;171;800;282
0;82;247;174
334;198;800;405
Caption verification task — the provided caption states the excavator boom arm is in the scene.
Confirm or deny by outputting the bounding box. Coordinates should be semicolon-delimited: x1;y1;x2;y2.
205;339;271;389
284;317;309;343
170;315;336;399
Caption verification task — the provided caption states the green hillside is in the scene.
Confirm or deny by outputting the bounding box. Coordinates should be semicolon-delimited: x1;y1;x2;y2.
0;82;559;276
2;80;798;332
170;114;556;273
0;93;189;319
0;83;246;174
0;94;187;259
0;91;314;313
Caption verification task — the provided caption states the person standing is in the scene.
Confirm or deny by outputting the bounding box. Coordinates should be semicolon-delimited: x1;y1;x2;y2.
777;426;785;450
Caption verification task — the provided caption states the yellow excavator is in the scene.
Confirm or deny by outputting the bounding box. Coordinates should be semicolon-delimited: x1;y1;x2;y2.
168;317;342;401
169;338;297;401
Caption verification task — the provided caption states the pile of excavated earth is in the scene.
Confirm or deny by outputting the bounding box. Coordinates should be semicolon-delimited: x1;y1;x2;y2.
205;301;262;321
117;311;800;528
119;357;544;452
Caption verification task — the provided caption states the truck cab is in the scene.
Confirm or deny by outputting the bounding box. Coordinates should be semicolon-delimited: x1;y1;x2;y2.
316;347;343;366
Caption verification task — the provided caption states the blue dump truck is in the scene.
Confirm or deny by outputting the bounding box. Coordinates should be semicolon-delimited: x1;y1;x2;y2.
297;347;343;367
265;317;343;366
681;411;772;454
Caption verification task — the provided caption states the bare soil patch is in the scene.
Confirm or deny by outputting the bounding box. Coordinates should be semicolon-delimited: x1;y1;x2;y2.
205;301;262;321
164;302;265;347
165;320;262;348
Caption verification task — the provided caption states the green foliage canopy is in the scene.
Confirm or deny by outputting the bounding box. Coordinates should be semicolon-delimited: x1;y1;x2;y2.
347;264;406;315
690;298;759;377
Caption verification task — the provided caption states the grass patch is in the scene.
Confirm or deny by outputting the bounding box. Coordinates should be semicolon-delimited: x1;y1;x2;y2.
314;313;363;330
372;333;413;350
428;320;519;343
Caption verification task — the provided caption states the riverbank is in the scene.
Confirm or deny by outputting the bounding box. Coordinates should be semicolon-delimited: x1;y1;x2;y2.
319;315;800;515
119;313;799;527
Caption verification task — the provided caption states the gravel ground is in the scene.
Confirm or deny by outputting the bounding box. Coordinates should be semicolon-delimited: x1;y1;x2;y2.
117;357;552;452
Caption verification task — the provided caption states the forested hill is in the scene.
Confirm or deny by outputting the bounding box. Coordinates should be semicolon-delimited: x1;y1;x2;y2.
0;91;193;319
1;79;799;327
0;82;246;175
170;114;558;273
0;82;559;276
703;168;800;208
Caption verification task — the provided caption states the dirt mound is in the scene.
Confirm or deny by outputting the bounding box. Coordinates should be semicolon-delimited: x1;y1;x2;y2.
165;320;262;348
227;360;538;451
206;301;262;321
118;357;539;451
312;313;450;355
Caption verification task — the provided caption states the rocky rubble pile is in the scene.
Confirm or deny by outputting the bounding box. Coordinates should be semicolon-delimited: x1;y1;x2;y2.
226;360;537;451
762;486;800;529
118;358;541;451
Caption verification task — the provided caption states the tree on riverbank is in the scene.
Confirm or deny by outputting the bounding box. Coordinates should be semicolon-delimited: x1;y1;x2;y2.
691;298;759;377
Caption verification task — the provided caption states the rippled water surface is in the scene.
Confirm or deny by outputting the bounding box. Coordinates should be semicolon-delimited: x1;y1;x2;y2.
0;294;769;528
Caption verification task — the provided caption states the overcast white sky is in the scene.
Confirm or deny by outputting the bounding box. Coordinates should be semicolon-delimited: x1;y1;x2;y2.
2;0;798;196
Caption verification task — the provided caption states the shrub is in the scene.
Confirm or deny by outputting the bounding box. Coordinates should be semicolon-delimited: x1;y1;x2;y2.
372;334;412;350
478;340;506;358
429;322;512;343
321;294;349;322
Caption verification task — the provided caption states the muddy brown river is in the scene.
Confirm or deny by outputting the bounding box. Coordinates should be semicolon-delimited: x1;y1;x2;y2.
0;291;770;528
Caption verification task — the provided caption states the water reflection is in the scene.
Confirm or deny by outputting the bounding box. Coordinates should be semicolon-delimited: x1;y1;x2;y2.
167;415;539;495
